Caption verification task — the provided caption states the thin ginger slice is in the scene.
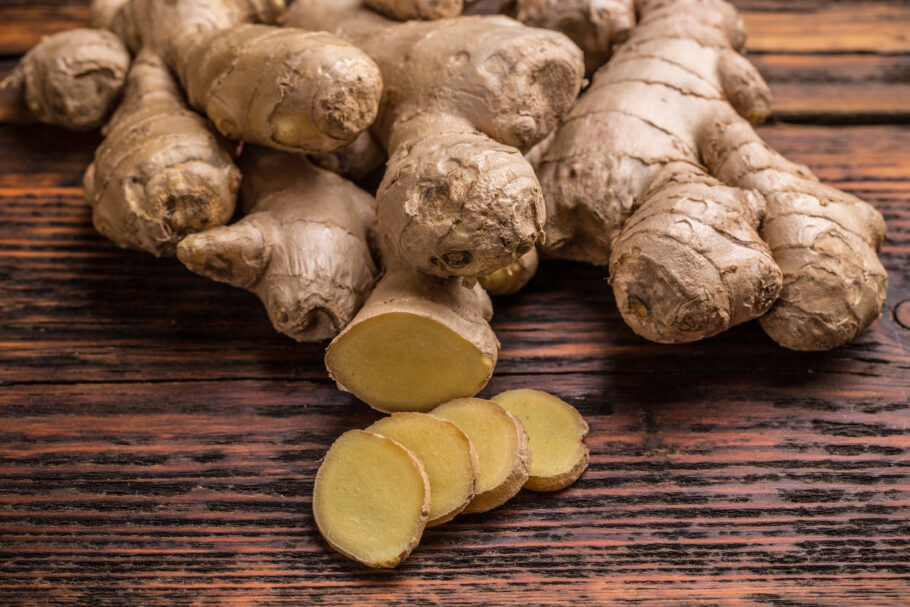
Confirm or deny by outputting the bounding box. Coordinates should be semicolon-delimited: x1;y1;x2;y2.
313;430;430;568
492;389;589;492
367;413;479;526
432;398;530;513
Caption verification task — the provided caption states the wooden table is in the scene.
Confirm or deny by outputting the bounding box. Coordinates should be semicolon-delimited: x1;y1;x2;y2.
1;1;908;605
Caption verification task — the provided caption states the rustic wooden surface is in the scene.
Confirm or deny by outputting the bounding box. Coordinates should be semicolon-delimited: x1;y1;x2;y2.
1;1;909;605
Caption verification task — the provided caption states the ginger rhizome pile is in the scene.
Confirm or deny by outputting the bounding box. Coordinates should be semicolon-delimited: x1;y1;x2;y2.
287;0;584;279
178;147;381;342
0;28;130;129
534;0;887;349
314;391;588;568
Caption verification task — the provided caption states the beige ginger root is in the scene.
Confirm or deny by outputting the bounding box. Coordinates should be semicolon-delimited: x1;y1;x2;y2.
492;389;589;491
1;28;129;129
84;51;240;257
287;0;584;278
534;0;884;347
479;247;539;296
178;147;380;342
432;398;530;513
97;0;383;154
313;430;430;568
325;258;499;412
504;0;636;75
367;413;479;526
366;0;463;21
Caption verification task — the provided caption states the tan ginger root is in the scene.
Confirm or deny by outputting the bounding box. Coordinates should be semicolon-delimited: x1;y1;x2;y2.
95;0;383;154
84;51;240;257
537;0;886;348
479;247;539;296
531;0;790;344
325;257;499;412
366;0;463;21
178;147;380;342
504;0;637;75
311;131;387;181
288;0;584;278
367;413;478;526
313;430;430;568
432;398;530;513
0;28;129;129
492;389;588;491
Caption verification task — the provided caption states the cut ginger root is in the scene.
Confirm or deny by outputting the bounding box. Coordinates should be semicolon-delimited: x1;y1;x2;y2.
325;266;499;413
366;413;478;526
432;398;529;513
492;389;589;491
313;430;430;569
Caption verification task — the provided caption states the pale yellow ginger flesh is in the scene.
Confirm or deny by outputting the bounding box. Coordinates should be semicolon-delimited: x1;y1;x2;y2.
326;312;495;413
492;389;589;492
367;413;478;526
479;248;539;296
313;430;430;569
432;398;529;513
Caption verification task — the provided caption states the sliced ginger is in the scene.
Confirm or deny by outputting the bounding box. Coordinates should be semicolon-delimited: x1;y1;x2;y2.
313;430;430;569
492;389;589;492
432;398;529;513
367;413;478;526
325;268;499;413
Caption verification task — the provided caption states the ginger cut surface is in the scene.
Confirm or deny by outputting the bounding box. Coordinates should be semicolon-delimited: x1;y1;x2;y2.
325;268;499;413
432;398;530;513
313;430;430;568
492;389;589;491
366;413;478;526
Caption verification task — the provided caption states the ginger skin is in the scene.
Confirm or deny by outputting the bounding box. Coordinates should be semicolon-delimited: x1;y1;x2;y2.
537;0;886;348
178;147;380;342
84;51;240;257
479;248;539;296
505;0;636;75
287;0;584;279
366;0;463;20
1;28;129;130
97;0;383;154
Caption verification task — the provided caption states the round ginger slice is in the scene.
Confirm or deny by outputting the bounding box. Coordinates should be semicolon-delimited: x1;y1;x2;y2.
367;413;479;526
313;430;430;568
432;398;530;514
492;389;589;492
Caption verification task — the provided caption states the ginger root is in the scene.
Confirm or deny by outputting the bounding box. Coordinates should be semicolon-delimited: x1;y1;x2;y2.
536;0;886;348
366;0;463;20
479;247;539;296
313;430;430;569
100;0;383;154
432;398;530;513
178;147;380;342
288;0;584;278
325;263;499;412
505;0;636;75
1;28;129;130
366;413;478;526
84;51;240;257
492;389;589;491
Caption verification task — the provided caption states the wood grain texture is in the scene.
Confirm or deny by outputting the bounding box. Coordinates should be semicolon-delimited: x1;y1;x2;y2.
1;1;909;605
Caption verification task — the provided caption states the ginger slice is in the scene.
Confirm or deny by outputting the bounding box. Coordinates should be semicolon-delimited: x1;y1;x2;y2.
432;398;529;513
367;413;478;526
492;389;589;492
313;430;430;568
325;268;499;413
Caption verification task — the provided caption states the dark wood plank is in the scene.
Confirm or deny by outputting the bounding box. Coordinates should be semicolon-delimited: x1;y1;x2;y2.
0;374;906;605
